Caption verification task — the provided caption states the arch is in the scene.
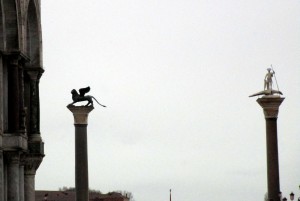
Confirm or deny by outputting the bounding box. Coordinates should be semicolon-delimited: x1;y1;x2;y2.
26;0;41;67
2;0;18;50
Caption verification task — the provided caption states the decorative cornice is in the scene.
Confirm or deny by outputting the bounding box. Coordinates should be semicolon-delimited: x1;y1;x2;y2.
257;96;285;119
0;50;30;63
2;134;28;151
67;105;94;125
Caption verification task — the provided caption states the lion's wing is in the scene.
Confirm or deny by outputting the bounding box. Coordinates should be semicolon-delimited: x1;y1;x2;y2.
79;86;90;97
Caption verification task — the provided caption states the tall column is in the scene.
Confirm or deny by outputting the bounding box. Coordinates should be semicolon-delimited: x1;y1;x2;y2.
0;151;4;201
24;173;35;201
24;155;43;201
0;56;3;135
8;57;20;132
6;152;20;201
18;63;26;134
0;56;3;201
67;105;94;201
26;70;39;135
19;159;25;201
257;96;284;201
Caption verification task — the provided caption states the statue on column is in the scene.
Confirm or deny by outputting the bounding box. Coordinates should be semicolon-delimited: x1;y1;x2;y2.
249;67;282;97
264;68;274;90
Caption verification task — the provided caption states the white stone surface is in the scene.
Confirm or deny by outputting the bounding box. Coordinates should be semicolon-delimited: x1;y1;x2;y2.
67;106;94;124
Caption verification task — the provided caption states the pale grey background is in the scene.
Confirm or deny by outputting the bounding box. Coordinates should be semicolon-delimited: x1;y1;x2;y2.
37;1;300;201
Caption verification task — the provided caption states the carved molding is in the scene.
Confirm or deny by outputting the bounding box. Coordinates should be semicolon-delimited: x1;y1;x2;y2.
67;105;94;124
257;96;285;118
2;134;28;151
1;51;30;64
24;154;44;175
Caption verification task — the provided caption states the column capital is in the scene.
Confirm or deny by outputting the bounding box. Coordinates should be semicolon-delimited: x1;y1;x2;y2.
67;105;94;125
257;96;284;118
24;154;44;175
24;67;44;80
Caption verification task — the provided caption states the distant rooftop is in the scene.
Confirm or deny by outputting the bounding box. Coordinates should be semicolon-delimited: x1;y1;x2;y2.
36;191;129;201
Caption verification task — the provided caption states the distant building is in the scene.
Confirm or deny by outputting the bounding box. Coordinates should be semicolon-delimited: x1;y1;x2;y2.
35;191;129;201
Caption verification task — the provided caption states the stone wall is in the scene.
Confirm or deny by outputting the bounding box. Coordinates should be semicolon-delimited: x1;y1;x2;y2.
0;0;44;201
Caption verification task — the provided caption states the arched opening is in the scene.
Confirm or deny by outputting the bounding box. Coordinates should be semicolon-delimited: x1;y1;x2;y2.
26;0;40;66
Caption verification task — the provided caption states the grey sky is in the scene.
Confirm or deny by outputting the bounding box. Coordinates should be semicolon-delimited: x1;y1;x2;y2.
37;1;300;201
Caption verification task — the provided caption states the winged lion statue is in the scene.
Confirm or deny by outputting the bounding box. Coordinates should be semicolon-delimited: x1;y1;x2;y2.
68;86;106;107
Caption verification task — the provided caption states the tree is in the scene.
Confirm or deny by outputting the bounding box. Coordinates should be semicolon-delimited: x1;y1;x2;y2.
115;190;135;201
58;187;101;194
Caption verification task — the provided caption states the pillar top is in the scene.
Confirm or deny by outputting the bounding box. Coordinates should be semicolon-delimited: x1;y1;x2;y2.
257;96;284;118
67;105;94;124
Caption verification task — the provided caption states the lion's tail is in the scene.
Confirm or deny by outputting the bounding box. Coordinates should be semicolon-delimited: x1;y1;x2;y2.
92;96;106;107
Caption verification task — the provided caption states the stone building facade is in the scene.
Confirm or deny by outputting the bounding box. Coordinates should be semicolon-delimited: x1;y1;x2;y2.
0;0;44;201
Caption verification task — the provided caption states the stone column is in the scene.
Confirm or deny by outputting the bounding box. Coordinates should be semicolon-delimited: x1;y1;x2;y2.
257;96;284;201
67;105;94;201
0;55;3;135
24;173;35;201
18;62;26;134
26;70;39;135
6;152;20;201
0;151;4;201
19;158;25;201
24;155;43;201
8;57;20;132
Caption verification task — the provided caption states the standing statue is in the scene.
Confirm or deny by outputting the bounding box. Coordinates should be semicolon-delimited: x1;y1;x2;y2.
249;67;282;97
68;86;106;107
264;68;275;90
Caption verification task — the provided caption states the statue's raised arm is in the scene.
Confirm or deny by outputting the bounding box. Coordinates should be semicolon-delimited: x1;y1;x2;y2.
68;86;106;107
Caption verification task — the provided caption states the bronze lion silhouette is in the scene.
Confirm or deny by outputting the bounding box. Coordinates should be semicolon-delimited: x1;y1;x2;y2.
68;86;106;107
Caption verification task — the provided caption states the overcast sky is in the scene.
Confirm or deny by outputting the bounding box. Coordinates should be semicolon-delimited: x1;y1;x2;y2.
37;1;300;201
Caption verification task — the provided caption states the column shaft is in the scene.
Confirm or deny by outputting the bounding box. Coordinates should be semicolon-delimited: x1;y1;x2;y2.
75;124;89;201
7;158;20;201
67;105;93;201
18;65;26;133
29;79;38;134
257;97;284;201
24;174;35;201
24;155;43;201
8;63;19;132
0;151;4;201
266;118;280;201
19;166;25;201
0;56;3;134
